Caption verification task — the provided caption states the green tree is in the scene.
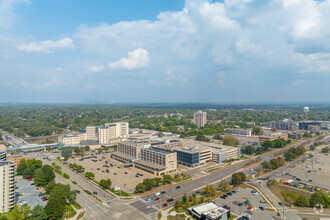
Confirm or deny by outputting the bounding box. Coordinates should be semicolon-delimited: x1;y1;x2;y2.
63;173;70;179
284;151;296;161
199;197;205;204
262;140;274;150
99;179;112;189
23;167;35;179
270;159;280;169
293;146;306;156
61;148;72;158
49;183;76;205
203;185;216;197
135;183;145;193
174;201;181;210
184;200;190;208
31;205;47;220
16;159;27;175
213;134;222;140
261;161;271;170
97;148;103;153
232;172;246;186
34;169;47;186
267;179;278;186
84;145;90;151
45;182;56;194
252;127;262;135
223;135;239;146
321;147;329;153
11;205;31;220
195;134;211;142
182;195;187;203
42;165;55;184
45;197;64;220
85;172;95;179
310;192;325;207
245;145;255;155
158;131;164;137
162;175;173;184
296;195;310;207
218;180;232;192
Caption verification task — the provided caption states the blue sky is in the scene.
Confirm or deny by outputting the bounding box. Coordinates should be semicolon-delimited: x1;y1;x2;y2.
1;0;330;103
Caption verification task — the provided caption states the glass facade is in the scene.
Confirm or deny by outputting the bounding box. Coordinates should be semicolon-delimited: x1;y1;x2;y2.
175;150;199;167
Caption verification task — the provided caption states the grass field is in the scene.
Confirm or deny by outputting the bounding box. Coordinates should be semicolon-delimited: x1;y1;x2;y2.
269;184;312;206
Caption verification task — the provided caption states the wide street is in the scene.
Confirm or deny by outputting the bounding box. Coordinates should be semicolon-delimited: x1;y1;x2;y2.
27;134;328;219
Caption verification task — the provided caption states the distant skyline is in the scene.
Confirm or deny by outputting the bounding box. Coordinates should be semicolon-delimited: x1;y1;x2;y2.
1;0;330;103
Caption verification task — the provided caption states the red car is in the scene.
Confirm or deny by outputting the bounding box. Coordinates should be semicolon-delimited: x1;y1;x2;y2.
226;207;231;210
27;179;33;182
155;197;160;201
42;198;49;201
247;206;252;210
162;203;168;207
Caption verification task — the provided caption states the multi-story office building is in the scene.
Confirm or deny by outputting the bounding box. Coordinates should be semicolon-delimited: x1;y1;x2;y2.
194;111;207;128
268;119;299;131
0;161;15;213
112;140;177;176
226;128;252;136
259;132;288;144
174;146;212;168
298;121;321;131
59;122;129;146
58;133;81;146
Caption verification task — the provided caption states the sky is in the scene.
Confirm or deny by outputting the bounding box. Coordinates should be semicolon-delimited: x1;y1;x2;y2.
1;0;330;103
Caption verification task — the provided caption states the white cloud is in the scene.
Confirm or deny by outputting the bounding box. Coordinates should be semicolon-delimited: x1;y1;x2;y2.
88;65;104;72
108;48;150;70
17;37;74;53
55;67;67;72
0;0;29;29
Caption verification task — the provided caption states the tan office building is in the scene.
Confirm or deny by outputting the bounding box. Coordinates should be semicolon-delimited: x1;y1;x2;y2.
0;161;15;212
112;140;177;176
7;155;27;168
194;111;207;128
259;132;288;144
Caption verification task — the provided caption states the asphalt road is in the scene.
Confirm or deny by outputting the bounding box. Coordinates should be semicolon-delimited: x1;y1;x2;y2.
142;135;327;208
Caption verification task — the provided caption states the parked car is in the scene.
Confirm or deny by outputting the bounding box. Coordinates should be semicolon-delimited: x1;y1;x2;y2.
42;198;48;201
77;190;80;194
155;197;160;201
176;186;181;189
227;192;233;196
93;192;98;195
161;191;166;194
125;172;128;174
226;207;230;210
222;205;228;209
259;206;265;210
247;206;252;210
237;203;243;206
278;202;283;206
260;200;267;203
167;198;174;202
162;203;168;207
196;190;201;194
245;210;253;214
27;179;33;182
97;168;100;170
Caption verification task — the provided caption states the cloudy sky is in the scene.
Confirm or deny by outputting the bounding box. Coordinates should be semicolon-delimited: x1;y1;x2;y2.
1;0;330;103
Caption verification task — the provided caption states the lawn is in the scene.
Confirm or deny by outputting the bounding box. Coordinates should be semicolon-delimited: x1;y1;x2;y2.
269;184;312;206
167;213;186;220
61;205;77;219
72;201;82;209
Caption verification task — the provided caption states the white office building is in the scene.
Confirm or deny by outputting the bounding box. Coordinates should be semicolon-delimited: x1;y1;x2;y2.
194;111;207;128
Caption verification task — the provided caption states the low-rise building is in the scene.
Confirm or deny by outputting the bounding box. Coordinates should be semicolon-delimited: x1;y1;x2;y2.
226;128;252;136
58;133;81;146
259;132;288;144
188;202;230;220
267;119;299;131
6;154;27;167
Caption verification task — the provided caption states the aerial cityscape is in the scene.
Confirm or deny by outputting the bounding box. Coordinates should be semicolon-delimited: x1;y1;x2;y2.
0;0;330;220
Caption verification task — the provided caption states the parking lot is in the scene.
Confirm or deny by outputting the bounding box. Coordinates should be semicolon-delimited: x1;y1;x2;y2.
67;152;155;193
214;188;277;219
273;152;330;189
16;179;47;209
